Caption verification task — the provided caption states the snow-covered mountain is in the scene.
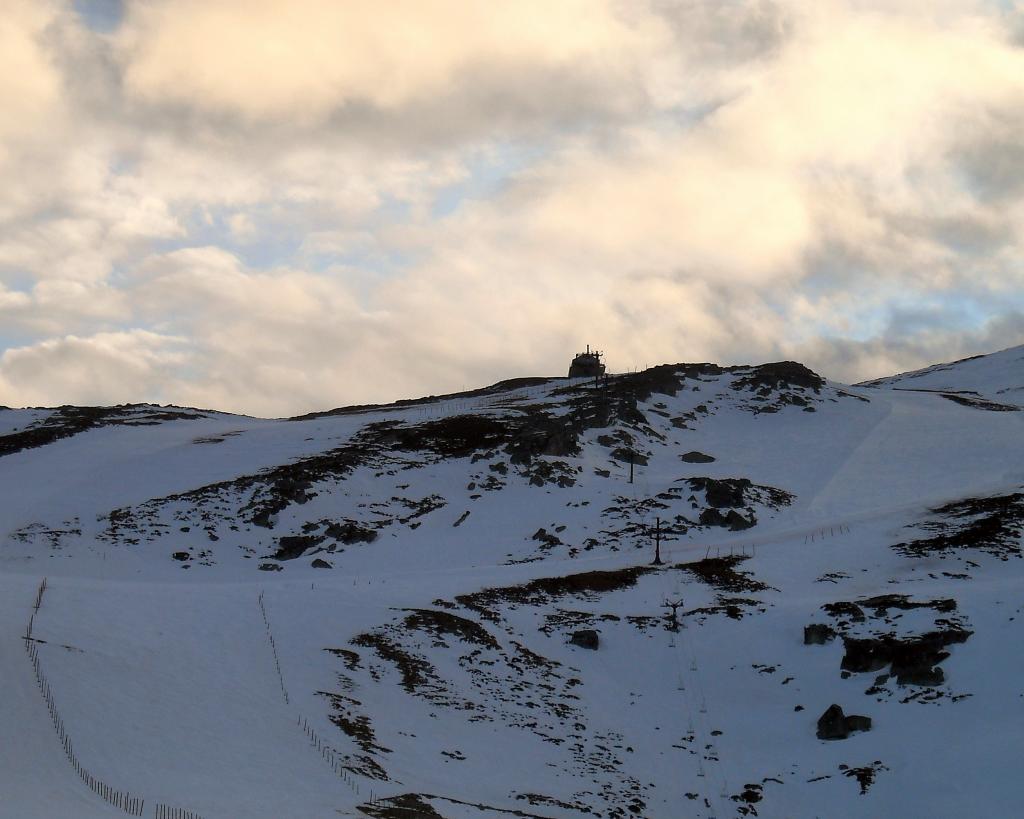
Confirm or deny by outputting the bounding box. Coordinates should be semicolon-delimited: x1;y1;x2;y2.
858;343;1024;409
2;347;1023;818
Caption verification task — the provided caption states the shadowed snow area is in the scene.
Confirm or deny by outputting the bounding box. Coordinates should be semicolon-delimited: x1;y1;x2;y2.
2;348;1023;817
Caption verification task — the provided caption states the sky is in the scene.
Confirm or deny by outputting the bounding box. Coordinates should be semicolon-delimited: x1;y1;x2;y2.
2;0;1024;416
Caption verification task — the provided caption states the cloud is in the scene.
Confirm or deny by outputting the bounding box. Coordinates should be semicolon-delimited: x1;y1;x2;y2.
116;0;674;127
2;1;1024;413
0;330;189;408
786;309;1024;385
0;1;64;145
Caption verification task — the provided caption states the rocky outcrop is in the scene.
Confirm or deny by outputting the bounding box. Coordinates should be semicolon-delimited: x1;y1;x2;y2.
679;451;715;463
804;624;836;645
273;534;324;560
570;630;600;650
698;507;756;530
816;704;871;740
840;629;971;685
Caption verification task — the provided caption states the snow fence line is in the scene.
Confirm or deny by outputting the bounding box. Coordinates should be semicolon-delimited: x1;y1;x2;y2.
23;577;205;819
661;521;853;563
258;590;392;810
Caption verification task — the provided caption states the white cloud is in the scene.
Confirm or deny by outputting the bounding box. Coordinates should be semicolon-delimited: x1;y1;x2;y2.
0;330;189;408
116;0;674;123
0;1;63;146
2;1;1024;413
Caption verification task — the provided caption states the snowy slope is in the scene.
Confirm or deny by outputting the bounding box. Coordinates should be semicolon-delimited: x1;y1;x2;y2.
859;343;1024;409
1;351;1023;818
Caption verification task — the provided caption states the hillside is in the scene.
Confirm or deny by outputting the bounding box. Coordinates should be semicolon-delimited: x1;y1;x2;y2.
858;343;1024;410
1;347;1022;818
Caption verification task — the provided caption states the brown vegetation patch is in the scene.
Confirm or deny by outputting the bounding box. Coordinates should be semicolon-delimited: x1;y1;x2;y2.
402;609;501;650
455;566;654;619
676;556;771;594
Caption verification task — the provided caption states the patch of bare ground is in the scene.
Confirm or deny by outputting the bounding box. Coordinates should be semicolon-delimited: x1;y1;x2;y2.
894;491;1024;560
454;566;654;620
360;792;562;818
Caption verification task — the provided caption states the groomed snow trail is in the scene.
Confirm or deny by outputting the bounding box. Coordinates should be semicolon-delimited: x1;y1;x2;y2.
802;388;1024;521
26;578;362;819
0;573;121;819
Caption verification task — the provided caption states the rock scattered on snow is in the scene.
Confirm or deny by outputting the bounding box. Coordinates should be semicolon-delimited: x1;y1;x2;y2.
816;704;872;740
804;623;836;645
570;630;600;650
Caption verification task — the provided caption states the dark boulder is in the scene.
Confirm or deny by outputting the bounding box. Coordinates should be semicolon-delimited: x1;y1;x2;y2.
841;638;892;673
325;520;378;545
699;508;728;527
311;558;332;569
611;447;648;466
804;624;836;645
844;714;873;734
570;630;600;650
531;528;563;548
841;629;970;684
688;477;752;508
273;534;324;561
699;508;756;530
816;704;847;739
816;704;871;740
680;451;716;463
258;562;283;572
171;551;191;562
725;509;755;530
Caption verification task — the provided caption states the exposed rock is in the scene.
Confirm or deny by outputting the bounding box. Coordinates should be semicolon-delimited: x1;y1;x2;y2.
840;629;971;685
732;361;825;393
893;491;1024;559
942;394;1019;412
403;609;500;650
0;405;208;459
531;528;563;549
857;594;956;615
273;534;324;561
325;520;378;545
679;556;770;595
816;704;872;740
804;624;836;645
699;508;755;530
570;629;600;650
611;447;648;466
258;562;283;572
821;601;866;623
311;558;332;569
171;551;191;562
844;714;873;733
456;565;653;618
679;451;715;463
689;477;751;508
725;509;755;530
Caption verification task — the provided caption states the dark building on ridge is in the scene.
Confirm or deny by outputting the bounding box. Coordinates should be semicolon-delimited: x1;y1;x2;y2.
568;345;606;379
